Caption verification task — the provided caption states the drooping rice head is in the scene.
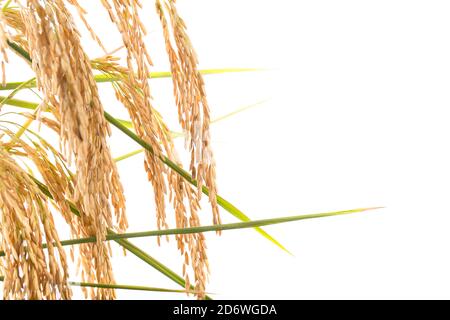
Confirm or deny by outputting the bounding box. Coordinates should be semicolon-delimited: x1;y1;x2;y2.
0;0;221;300
0;128;71;300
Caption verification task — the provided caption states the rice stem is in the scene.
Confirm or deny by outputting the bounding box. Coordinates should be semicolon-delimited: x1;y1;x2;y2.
0;276;199;294
0;69;261;91
2;0;13;12
114;148;144;162
0;207;381;257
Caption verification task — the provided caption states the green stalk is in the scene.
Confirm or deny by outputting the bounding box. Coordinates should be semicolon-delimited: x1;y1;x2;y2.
0;68;260;91
0;96;38;110
6;40;31;63
0;207;380;257
0;276;197;294
211;99;269;124
0;77;36;108
114;148;144;162
0;96;134;129
2;0;13;11
68;281;196;294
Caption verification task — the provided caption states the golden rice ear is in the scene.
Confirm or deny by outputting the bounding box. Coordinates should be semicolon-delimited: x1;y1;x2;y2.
155;0;220;226
0;123;115;299
1;6;30;52
20;0;127;299
0;146;71;300
154;1;223;296
1;124;75;225
99;1;170;233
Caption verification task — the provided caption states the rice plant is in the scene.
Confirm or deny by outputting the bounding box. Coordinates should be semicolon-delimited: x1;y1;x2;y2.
0;0;379;300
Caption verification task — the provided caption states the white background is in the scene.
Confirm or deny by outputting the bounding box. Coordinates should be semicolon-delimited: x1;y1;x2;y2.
3;0;450;299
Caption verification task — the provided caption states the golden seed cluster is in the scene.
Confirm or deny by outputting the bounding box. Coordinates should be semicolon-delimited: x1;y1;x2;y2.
0;0;220;300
